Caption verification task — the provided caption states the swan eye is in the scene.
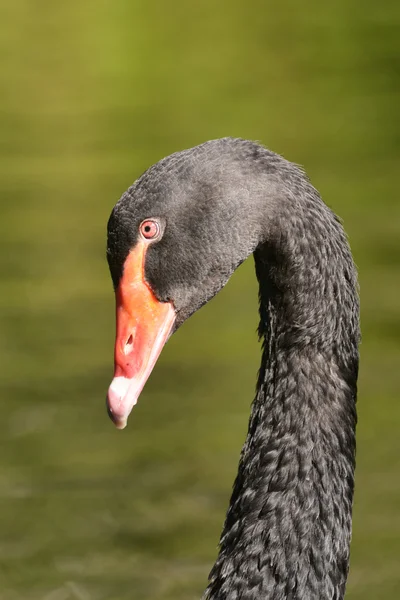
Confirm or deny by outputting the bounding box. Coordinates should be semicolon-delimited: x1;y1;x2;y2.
140;219;161;240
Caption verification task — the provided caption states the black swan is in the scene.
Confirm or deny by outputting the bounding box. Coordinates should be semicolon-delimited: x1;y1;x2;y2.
106;138;360;600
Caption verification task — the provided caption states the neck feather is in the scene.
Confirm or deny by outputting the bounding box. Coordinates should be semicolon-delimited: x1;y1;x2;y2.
205;180;359;600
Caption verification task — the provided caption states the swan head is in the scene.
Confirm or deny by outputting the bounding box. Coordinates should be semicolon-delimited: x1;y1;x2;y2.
106;139;268;428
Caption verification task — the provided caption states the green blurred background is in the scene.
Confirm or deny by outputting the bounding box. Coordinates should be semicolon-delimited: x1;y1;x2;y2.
1;2;399;599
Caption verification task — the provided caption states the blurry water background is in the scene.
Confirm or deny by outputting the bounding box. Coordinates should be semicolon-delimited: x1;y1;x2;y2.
0;2;399;599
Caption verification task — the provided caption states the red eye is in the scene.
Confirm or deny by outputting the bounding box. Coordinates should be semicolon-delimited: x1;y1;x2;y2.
140;219;160;240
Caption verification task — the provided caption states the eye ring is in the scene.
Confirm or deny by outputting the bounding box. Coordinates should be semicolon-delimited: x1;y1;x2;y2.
140;219;161;241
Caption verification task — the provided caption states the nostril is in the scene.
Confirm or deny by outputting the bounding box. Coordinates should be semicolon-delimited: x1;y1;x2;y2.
124;334;134;354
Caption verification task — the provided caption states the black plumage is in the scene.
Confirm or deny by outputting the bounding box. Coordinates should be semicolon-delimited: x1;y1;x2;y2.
107;138;360;600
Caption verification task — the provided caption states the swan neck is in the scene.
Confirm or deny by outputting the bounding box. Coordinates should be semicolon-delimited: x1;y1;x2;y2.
205;189;359;600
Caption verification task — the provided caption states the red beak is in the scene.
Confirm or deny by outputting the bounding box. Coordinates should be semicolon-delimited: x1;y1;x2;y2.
107;241;175;429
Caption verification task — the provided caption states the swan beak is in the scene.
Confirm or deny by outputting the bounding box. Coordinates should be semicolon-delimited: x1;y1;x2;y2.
107;243;176;429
